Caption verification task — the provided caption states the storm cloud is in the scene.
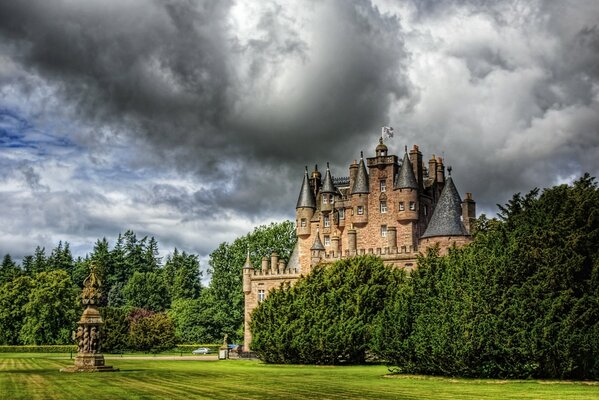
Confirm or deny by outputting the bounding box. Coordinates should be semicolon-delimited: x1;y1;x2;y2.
0;0;598;266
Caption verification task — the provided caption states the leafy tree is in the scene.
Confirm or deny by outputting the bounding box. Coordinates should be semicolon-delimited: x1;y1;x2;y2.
122;271;170;312
19;269;79;344
0;275;34;344
169;297;214;343
251;255;397;364
0;254;21;285
129;312;176;353
164;249;202;302
381;174;599;379
207;220;296;341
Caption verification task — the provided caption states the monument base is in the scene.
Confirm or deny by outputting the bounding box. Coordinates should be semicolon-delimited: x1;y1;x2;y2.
61;353;119;373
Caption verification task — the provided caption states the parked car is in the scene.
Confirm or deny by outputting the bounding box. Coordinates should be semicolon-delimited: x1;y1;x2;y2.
192;347;210;354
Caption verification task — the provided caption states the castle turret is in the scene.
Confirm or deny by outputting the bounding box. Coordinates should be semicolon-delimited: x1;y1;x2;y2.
310;229;325;266
421;168;469;239
351;152;369;225
395;150;419;222
242;251;253;295
320;162;335;214
296;167;316;237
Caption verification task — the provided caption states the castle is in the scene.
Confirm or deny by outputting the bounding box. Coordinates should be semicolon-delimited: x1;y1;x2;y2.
242;139;476;351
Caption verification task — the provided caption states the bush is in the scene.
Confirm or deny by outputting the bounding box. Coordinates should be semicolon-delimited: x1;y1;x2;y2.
0;345;77;353
251;255;402;364
129;312;176;353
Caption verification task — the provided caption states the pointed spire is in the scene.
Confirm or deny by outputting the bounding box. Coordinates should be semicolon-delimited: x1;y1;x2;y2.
243;249;253;269
351;152;369;194
421;175;469;238
321;162;335;194
311;229;325;251
394;150;418;189
296;166;316;209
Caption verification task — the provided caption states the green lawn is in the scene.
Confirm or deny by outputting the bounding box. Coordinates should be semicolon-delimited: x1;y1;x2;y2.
0;354;597;400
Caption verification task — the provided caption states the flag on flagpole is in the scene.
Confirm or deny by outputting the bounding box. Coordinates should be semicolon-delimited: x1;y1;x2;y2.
381;126;394;139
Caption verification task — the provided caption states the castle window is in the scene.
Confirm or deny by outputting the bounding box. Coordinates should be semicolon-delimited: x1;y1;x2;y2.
381;225;387;237
357;206;364;215
380;180;386;192
258;290;265;303
322;195;328;205
380;201;387;213
330;194;334;204
324;215;330;227
339;208;345;219
399;202;405;211
301;218;307;227
324;235;330;246
409;201;416;211
424;206;428;216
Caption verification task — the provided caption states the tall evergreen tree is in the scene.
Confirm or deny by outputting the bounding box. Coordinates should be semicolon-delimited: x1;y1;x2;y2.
0;254;21;285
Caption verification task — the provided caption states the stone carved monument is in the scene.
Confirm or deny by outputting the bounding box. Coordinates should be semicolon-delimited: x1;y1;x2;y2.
61;263;118;372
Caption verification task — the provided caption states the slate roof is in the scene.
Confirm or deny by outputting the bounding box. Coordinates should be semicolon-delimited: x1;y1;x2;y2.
421;176;469;238
296;167;316;209
333;176;350;187
310;231;325;251
351;152;369;194
394;152;418;189
321;163;336;193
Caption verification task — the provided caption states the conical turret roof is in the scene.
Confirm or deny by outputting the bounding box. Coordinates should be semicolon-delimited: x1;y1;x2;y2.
321;162;335;194
310;230;325;251
242;250;253;269
394;151;418;189
296;167;316;209
421;174;469;238
351;152;369;194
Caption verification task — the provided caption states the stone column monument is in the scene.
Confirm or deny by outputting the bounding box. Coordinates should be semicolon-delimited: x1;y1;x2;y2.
61;263;118;372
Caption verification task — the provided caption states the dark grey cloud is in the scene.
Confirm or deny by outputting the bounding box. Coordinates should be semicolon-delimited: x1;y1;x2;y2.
0;0;598;263
0;0;408;218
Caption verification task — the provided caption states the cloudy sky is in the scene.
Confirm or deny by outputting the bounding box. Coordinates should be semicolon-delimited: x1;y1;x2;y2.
1;0;598;272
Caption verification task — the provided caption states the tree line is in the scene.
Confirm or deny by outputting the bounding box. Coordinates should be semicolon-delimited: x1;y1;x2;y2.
251;175;599;379
0;221;296;352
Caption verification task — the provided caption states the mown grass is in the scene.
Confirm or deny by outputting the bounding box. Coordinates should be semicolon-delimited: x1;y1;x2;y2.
0;354;597;400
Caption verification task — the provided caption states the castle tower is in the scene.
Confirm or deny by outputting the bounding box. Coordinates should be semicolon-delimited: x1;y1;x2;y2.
351;152;369;225
296;167;316;237
419;168;471;254
395;149;419;249
320;163;335;214
242;251;253;294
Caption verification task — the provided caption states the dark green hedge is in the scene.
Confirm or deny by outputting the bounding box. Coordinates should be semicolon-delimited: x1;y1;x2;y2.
0;345;77;353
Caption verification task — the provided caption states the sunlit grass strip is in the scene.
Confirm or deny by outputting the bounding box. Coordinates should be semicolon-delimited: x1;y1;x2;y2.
0;355;597;400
